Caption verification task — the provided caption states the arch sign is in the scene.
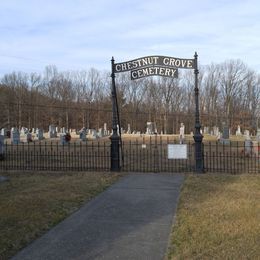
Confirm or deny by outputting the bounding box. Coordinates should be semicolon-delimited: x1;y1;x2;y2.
113;55;195;80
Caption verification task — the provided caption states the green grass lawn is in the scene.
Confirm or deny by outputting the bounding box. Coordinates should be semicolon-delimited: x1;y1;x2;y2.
0;172;120;259
168;174;260;259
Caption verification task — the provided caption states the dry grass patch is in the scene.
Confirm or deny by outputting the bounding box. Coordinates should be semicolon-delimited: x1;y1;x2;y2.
168;174;260;259
0;172;120;259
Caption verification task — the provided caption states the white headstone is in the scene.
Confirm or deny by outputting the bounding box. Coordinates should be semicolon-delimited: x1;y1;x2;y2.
127;124;131;134
98;128;104;138
104;123;108;136
146;122;156;135
236;125;242;136
244;130;250;140
1;128;6;136
21;127;28;135
213;126;219;136
179;123;185;144
92;129;97;139
203;126;209;134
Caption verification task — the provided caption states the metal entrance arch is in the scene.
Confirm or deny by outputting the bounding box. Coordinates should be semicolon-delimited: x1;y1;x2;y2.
110;53;204;173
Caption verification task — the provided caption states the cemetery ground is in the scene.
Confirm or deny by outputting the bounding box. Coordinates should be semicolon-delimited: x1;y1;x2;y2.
0;172;259;259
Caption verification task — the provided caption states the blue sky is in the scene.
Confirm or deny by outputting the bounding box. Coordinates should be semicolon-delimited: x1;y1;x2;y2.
0;0;260;75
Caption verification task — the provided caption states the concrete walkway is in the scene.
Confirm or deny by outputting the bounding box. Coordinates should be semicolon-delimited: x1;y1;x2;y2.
12;173;184;260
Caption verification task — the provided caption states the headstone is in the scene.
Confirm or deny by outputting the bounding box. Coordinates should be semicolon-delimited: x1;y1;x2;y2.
127;124;131;134
92;129;98;139
60;133;71;145
11;128;20;144
20;127;28;135
244;130;250;140
154;125;158;134
98;128;104;138
1;128;7;137
236;125;242;136
79;127;87;141
0;135;5;160
222;126;229;139
213;126;219;136
60;134;66;145
146;122;156;135
179;123;185;144
49;125;57;138
26;132;32;142
220;122;230;144
203;126;209;135
104;123;108;136
36;128;44;140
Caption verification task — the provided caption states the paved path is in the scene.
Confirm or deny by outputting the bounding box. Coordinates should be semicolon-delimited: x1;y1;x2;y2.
12;173;184;260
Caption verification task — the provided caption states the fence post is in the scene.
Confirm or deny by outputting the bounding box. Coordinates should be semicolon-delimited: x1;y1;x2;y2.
110;57;120;171
193;52;204;173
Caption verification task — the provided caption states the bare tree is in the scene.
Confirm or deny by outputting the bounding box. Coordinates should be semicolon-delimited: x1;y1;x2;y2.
200;63;221;126
218;60;248;127
1;72;29;128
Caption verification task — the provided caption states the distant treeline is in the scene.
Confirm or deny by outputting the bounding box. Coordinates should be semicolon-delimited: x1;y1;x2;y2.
0;59;259;134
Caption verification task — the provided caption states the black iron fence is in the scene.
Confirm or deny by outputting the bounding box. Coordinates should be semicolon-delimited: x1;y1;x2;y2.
0;141;111;171
121;139;259;174
203;141;259;174
0;139;259;173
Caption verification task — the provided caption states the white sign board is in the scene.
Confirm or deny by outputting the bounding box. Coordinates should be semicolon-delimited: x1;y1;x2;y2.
168;144;187;159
